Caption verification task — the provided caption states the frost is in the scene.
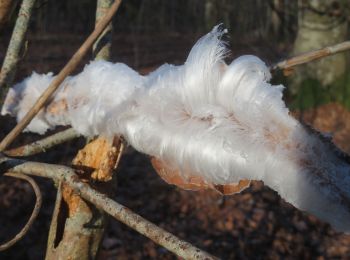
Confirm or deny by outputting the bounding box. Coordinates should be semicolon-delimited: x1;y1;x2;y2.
2;26;350;233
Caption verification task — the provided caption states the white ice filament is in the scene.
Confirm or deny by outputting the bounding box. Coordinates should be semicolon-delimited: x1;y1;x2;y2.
2;26;350;233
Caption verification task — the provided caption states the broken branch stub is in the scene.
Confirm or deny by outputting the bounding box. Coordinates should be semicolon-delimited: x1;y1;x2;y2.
45;136;123;259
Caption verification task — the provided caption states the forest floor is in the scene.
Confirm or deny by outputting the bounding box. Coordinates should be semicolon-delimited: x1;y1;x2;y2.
0;33;350;259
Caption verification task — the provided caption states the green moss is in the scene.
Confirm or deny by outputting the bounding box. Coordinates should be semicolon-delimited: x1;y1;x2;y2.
288;73;350;111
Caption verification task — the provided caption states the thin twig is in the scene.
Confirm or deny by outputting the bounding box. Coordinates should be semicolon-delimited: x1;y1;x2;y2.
271;41;350;72
0;0;122;152
0;156;217;259
114;141;124;169
4;128;80;157
45;181;63;254
0;0;36;102
0;172;42;251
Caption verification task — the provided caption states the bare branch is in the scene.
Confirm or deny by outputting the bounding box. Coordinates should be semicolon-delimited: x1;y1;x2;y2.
93;0;114;60
45;2;118;258
45;181;63;254
0;172;42;251
4;128;80;157
46;3;120;257
46;137;122;259
0;0;36;101
0;156;217;259
0;0;122;152
271;41;350;72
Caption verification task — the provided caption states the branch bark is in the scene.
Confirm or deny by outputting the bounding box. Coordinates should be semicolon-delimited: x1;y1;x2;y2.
45;137;122;260
271;41;350;73
0;156;217;260
0;0;36;102
4;128;80;157
93;0;114;60
45;1;120;259
0;0;122;152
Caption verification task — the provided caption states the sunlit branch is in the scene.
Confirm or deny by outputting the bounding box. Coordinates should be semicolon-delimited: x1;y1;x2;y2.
0;156;217;259
4;128;80;157
271;41;350;72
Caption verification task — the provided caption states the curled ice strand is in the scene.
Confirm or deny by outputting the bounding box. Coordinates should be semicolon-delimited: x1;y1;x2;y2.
2;26;350;233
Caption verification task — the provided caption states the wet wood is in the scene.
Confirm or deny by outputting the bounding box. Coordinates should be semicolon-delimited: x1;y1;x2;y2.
45;136;123;260
151;157;251;195
73;136;122;181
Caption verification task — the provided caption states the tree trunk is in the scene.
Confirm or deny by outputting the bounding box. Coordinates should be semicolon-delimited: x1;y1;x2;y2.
204;0;231;31
290;0;349;94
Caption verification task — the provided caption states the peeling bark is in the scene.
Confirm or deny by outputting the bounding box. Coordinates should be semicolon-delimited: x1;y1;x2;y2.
45;1;118;259
45;137;123;260
73;137;122;182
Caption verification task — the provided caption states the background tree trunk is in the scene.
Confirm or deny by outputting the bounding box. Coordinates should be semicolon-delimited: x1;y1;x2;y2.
290;0;349;94
204;0;231;31
0;0;18;31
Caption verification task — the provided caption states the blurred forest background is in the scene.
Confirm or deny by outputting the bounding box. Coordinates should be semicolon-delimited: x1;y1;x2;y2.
1;0;350;259
1;0;350;109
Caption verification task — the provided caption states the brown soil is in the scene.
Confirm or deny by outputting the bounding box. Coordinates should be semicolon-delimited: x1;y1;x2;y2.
294;103;350;154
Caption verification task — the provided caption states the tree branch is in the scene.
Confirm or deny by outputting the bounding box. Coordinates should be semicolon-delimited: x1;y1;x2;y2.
45;2;121;257
4;128;80;157
0;172;42;251
114;141;124;169
0;156;217;259
0;0;36;102
0;0;122;152
93;0;114;60
45;181;63;255
271;41;350;72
